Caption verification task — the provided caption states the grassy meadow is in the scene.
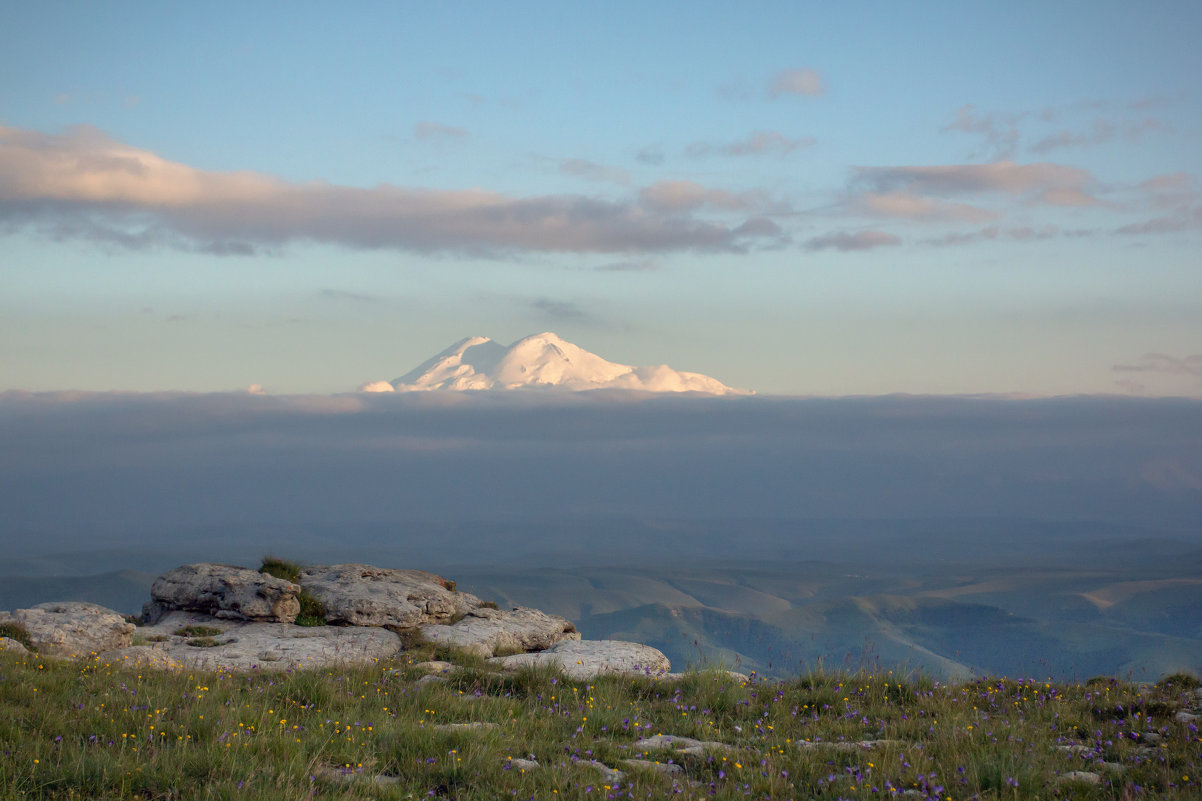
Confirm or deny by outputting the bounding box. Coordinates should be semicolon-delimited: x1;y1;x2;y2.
1;640;1200;800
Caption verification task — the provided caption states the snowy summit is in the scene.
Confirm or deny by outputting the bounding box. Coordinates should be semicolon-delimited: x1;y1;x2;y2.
361;333;751;395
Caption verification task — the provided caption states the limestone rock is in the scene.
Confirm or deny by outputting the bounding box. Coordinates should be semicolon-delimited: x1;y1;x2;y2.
0;602;134;658
299;564;480;628
507;758;539;771
421;606;579;657
0;636;30;654
412;660;458;675
136;611;403;671
620;759;683;775
489;639;670;679
99;645;181;670
632;733;736;756
147;563;300;623
434;722;498;732
581;760;626;784
1058;771;1101;785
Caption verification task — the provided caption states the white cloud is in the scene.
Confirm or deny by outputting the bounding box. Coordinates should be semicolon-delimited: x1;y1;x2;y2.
769;68;824;97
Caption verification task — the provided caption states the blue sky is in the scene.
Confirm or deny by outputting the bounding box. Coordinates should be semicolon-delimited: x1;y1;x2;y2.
2;1;1200;395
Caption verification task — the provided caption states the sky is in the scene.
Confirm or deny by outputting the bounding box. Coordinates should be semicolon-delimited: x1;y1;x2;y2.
2;1;1201;396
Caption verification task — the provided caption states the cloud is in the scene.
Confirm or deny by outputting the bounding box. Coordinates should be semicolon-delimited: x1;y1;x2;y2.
556;158;630;185
638;180;762;212
359;381;396;393
768;68;824;97
635;145;666;165
0;124;780;256
593;259;657;272
1113;205;1202;235
414;121;468;141
857;192;997;222
805;230;901;251
945;102;1169;160
852;161;1100;206
941;104;1022;160
530;297;593;322
2;393;1199;540
319;288;381;303
921;225;1080;247
686;130;816;158
1113;353;1202;381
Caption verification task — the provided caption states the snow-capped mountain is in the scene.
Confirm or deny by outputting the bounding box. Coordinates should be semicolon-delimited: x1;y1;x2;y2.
360;332;751;395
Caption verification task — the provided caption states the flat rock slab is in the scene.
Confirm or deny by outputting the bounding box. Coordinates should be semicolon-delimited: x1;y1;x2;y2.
0;602;134;659
147;563;300;623
633;734;737;756
422;606;579;657
299;564;481;628
137;611;403;671
489;640;670;679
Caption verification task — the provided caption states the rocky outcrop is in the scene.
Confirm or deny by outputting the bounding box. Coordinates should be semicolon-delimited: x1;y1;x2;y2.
421;606;579;657
0;636;30;654
145;563;300;624
11;560;671;678
133;611;404;671
0;602;134;658
298;564;481;628
488;639;670;679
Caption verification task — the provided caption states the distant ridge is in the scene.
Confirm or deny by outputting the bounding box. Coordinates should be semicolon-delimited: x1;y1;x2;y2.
361;332;751;395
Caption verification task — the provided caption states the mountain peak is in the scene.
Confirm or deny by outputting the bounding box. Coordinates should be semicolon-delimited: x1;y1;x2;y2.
361;333;751;395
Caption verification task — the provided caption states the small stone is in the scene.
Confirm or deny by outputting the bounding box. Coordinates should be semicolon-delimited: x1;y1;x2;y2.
620;759;683;775
434;722;499;732
1058;771;1101;785
413;660;457;675
508;758;539;771
1174;710;1198;723
585;760;626;784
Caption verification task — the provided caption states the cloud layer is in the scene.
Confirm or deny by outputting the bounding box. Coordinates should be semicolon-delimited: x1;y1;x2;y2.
0;125;778;256
2;393;1199;539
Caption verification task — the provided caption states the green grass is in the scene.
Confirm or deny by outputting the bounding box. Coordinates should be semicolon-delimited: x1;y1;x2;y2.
172;626;223;638
2;642;1199;801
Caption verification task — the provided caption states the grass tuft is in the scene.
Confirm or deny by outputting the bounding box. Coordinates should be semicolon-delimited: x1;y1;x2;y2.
0;621;34;650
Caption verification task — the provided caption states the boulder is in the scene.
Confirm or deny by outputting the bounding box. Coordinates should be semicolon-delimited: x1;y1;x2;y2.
421;606;579;657
0;636;30;654
488;639;670;679
299;564;481;628
0;602;134;659
136;611;404;671
146;563;300;623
